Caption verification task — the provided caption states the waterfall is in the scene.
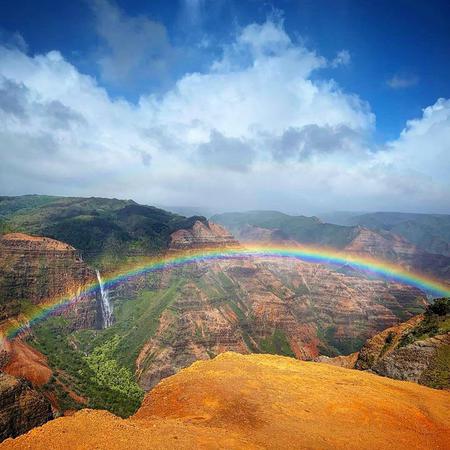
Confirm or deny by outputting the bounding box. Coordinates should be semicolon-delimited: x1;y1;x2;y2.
96;269;113;328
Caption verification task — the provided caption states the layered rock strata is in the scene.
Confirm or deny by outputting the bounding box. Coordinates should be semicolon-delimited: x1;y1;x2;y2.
0;233;100;329
169;221;239;249
136;255;427;390
0;372;53;442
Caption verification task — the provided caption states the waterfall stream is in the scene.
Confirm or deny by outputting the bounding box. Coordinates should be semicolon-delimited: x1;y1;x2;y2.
96;269;113;328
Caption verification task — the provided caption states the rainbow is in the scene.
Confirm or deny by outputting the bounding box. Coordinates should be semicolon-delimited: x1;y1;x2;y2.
3;244;450;341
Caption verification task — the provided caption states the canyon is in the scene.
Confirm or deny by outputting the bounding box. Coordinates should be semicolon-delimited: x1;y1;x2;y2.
136;245;427;389
0;199;449;443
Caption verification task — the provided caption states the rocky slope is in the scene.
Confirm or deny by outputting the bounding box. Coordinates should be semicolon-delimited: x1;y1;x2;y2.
0;233;106;430
339;211;450;257
354;299;450;388
0;372;52;442
169;220;239;249
136;252;427;390
2;353;450;450
319;298;450;389
0;233;100;329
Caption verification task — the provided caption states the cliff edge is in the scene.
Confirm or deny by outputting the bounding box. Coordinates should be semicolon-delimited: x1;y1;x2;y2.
2;352;449;449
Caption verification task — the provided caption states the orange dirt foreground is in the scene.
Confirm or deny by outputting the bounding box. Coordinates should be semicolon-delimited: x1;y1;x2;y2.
2;352;450;449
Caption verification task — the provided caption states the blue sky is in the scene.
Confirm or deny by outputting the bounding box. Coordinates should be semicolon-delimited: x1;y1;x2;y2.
2;0;450;140
0;0;449;213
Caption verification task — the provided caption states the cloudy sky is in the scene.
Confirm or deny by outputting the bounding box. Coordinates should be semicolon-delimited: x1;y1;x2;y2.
1;0;449;214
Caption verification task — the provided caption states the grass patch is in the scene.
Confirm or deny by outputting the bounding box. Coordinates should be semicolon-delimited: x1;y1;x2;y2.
260;329;295;357
399;298;450;348
420;345;450;389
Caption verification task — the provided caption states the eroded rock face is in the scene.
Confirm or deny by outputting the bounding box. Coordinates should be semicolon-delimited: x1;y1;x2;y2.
354;313;450;388
136;256;427;390
0;372;53;442
344;226;417;261
0;233;99;330
169;221;239;249
372;334;450;383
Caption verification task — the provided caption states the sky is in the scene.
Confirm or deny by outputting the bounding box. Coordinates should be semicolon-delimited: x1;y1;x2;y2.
0;0;449;214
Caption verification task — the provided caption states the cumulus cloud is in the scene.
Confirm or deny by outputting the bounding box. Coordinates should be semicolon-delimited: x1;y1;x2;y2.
197;130;255;171
271;125;363;161
0;17;448;213
386;74;419;89
331;50;351;68
90;0;174;83
0;30;28;52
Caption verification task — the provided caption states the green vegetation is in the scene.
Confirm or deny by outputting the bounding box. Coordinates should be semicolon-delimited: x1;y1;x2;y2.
316;325;342;357
343;211;450;256
317;323;366;355
212;210;357;248
84;336;143;404
31;316;143;417
420;344;450;389
73;282;183;371
399;298;450;347
25;267;187;417
0;195;206;266
260;329;295;357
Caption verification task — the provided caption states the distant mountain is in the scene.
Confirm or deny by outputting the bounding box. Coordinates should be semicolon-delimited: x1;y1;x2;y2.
211;210;357;248
212;210;450;280
342;212;450;257
0;195;207;264
318;210;368;226
160;205;218;218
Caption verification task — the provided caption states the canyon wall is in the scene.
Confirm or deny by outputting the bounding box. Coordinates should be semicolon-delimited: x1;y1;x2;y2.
137;225;428;389
0;233;100;330
0;372;53;442
169;220;239;249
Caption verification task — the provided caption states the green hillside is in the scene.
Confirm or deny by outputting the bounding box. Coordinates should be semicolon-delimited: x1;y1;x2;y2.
211;210;357;248
347;212;450;256
0;195;206;265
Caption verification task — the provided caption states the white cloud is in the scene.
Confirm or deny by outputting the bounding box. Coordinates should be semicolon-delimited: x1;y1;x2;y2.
0;18;448;213
331;50;351;67
386;74;419;89
90;0;174;83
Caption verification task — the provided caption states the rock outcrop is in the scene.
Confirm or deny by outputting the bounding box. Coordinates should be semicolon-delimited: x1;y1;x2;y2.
2;353;450;449
0;233;100;330
344;226;418;261
0;340;51;387
354;302;450;388
169;220;239;249
320;299;450;389
0;372;53;442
